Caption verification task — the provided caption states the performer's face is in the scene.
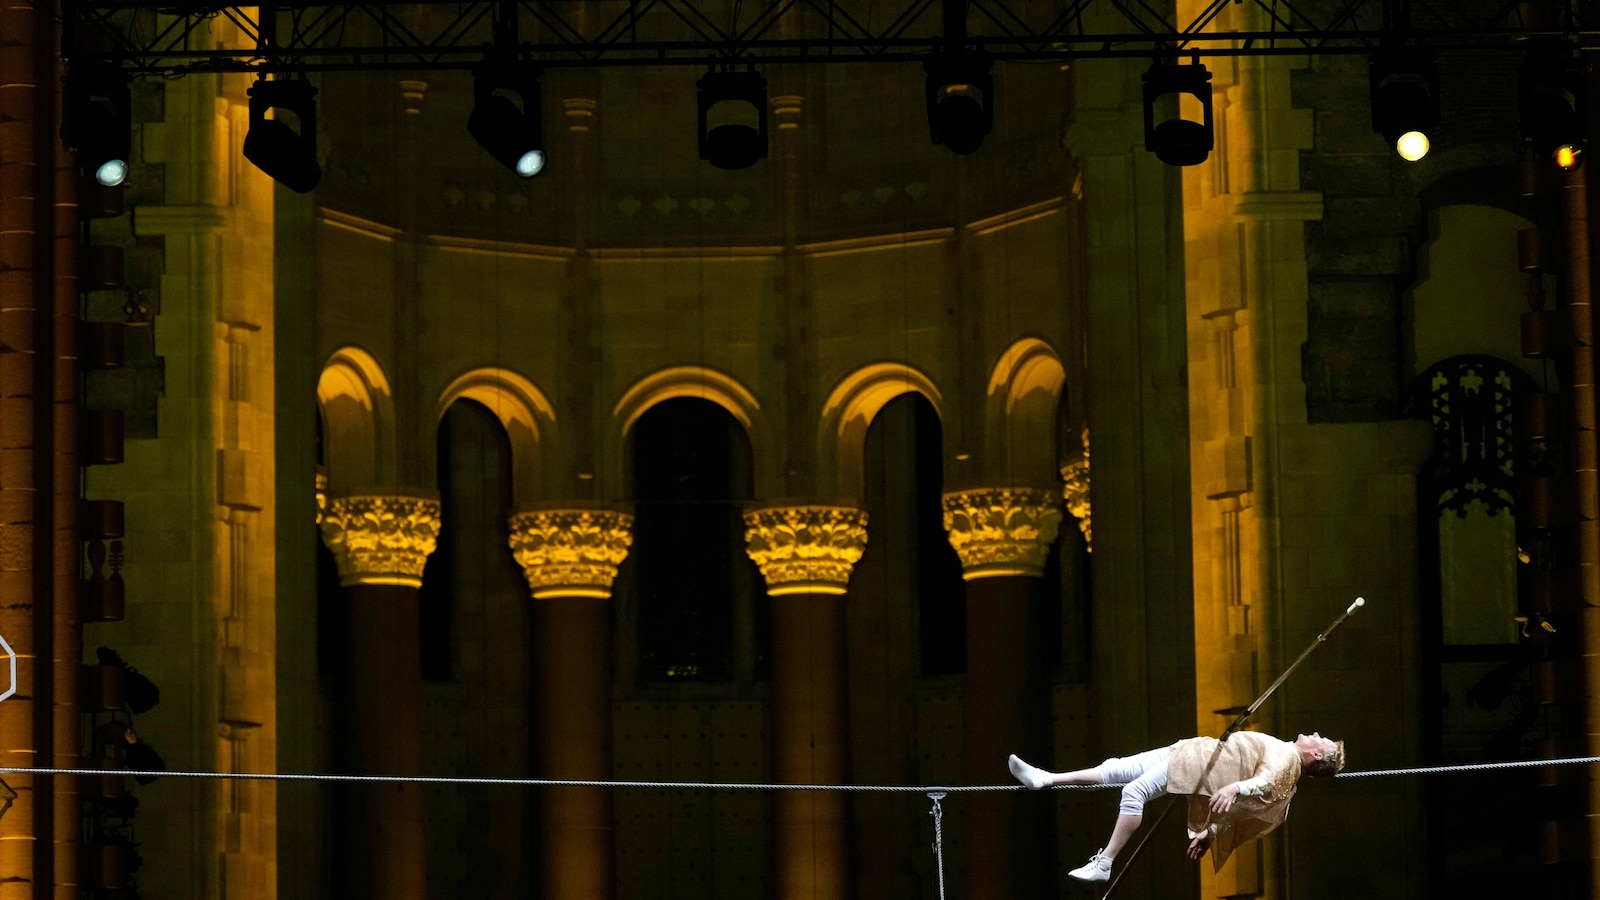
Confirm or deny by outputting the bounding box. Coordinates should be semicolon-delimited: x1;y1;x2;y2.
1294;732;1334;762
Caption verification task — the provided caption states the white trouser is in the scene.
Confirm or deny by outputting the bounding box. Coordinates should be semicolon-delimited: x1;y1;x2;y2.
1095;746;1173;817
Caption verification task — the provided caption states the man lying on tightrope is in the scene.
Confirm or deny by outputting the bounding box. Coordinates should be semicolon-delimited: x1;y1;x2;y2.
1007;731;1345;883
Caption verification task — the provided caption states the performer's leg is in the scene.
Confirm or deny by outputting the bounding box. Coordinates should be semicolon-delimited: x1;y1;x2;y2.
1103;759;1169;860
1007;754;1101;790
1009;745;1170;790
1102;813;1143;859
1067;750;1170;883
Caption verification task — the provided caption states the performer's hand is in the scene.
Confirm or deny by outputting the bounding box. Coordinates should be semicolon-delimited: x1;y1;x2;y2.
1187;831;1213;860
1209;783;1241;815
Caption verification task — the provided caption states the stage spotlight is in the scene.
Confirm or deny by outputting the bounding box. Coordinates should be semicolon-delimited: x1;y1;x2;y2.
1522;59;1587;170
96;648;159;715
469;65;546;178
925;51;994;155
1370;55;1438;162
62;62;132;187
698;68;768;170
1143;61;1214;166
243;78;321;193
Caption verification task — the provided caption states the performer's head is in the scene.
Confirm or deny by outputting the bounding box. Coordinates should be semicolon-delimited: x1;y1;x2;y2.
1294;732;1345;777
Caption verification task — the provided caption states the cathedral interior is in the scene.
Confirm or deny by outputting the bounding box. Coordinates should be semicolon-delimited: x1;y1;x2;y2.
1;0;1596;897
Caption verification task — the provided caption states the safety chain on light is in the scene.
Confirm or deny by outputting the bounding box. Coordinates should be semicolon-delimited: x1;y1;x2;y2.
928;790;948;900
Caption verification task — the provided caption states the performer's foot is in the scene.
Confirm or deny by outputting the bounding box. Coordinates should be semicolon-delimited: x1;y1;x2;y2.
1008;754;1052;790
1068;850;1113;883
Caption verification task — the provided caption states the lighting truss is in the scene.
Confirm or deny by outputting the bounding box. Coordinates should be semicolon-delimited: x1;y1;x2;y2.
65;0;1593;75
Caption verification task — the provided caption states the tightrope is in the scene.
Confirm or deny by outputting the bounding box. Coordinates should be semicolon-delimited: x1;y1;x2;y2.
4;756;1598;789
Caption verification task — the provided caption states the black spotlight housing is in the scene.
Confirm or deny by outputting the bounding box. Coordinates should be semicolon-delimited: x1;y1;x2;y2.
925;50;994;155
469;64;546;178
698;68;769;170
243;78;321;193
1143;61;1214;167
1522;58;1588;170
1370;54;1439;162
62;62;132;188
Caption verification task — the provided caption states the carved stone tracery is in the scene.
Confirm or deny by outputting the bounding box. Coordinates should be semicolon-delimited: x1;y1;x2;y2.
507;508;634;599
743;505;869;596
318;494;443;587
941;487;1063;579
1061;428;1091;551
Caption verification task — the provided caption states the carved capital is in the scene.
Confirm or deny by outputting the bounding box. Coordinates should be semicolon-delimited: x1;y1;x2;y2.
743;505;869;596
507;507;634;599
941;487;1063;580
318;494;442;588
1061;428;1091;552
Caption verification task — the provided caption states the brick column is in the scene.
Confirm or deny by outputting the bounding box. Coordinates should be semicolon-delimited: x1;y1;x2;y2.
508;506;633;900
942;487;1062;900
743;504;868;900
318;493;441;899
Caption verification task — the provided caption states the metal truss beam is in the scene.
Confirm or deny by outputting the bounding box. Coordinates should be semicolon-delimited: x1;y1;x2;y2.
64;0;1595;75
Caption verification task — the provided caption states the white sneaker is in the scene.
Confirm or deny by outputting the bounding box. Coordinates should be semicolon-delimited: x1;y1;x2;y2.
1007;754;1051;790
1068;850;1113;883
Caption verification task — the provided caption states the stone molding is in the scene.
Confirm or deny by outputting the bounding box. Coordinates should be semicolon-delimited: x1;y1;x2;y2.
743;505;869;596
941;487;1063;579
507;507;634;599
318;494;442;588
1061;429;1092;552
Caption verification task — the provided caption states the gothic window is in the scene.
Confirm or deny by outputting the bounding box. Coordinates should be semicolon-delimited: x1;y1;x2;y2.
1417;355;1533;650
629;397;761;682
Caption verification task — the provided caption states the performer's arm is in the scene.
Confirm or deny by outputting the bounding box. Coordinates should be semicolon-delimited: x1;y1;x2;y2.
1207;775;1269;814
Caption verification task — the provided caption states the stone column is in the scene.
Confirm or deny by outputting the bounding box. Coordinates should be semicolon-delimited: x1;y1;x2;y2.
318;493;441;899
942;487;1062;900
508;507;633;900
743;505;869;900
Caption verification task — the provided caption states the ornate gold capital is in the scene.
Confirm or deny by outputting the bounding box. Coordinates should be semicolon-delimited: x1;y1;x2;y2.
314;471;328;525
743;505;869;596
941;487;1063;580
507;508;634;599
1061;428;1091;552
319;494;442;588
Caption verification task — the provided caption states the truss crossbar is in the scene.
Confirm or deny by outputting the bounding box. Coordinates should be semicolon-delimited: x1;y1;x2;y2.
65;0;1595;74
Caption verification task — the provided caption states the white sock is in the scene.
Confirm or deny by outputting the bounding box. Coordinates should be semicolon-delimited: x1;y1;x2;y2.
1008;754;1052;790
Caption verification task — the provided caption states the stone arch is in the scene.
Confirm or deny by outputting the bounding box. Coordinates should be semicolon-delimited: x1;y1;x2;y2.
436;367;558;504
316;346;397;491
819;362;944;500
609;366;765;490
983;337;1067;485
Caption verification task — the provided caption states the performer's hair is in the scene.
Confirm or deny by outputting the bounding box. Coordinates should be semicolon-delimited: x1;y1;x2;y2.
1303;740;1345;777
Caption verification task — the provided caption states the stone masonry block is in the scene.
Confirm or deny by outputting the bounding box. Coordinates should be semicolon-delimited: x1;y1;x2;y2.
0;308;33;351
1305;228;1410;276
0;449;31;491
1322;195;1422;236
1314;109;1388;155
0;523;31;570
1309;279;1397;320
1301;154;1395;198
0;398;30;449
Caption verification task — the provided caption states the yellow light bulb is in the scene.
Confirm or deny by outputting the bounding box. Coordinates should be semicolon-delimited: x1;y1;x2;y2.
1555;144;1583;171
1395;131;1430;162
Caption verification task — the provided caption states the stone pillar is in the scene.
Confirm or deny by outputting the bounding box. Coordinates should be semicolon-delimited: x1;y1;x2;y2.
743;505;868;900
942;487;1062;900
318;493;441;899
508;506;633;900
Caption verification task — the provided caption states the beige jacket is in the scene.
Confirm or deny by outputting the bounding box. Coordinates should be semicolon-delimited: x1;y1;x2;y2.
1166;732;1302;870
